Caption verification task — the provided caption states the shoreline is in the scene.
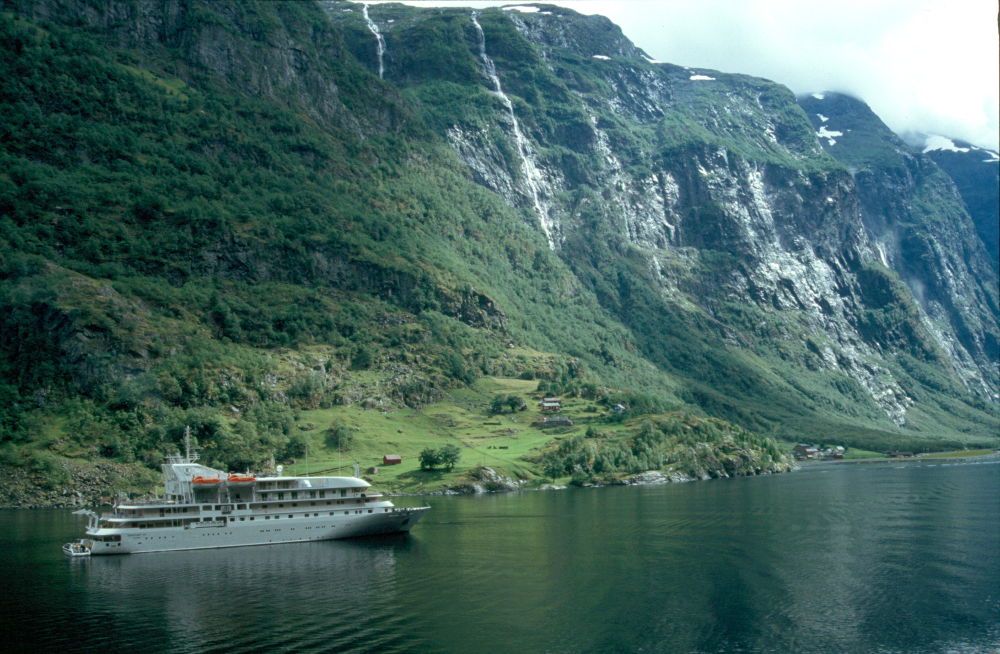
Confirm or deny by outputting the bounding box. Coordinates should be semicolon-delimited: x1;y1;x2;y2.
4;451;996;509
797;451;1000;468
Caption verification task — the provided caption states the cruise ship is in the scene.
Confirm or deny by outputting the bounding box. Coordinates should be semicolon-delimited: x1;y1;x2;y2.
64;431;429;555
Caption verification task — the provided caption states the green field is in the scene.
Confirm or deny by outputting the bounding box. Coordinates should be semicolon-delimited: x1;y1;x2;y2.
277;376;605;492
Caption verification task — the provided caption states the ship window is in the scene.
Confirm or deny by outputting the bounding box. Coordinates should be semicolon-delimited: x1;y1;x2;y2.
309;491;316;498
329;512;334;515
288;515;293;519
278;504;284;508
265;516;270;520
260;493;267;500
319;491;326;498
239;517;245;521
277;493;284;500
368;510;373;513
340;490;346;497
237;504;246;510
250;517;254;521
291;492;297;500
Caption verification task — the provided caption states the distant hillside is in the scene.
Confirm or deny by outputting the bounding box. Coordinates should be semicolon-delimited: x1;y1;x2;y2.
913;135;998;275
0;1;996;489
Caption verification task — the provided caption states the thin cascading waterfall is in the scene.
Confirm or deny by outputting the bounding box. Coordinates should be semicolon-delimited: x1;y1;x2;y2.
876;241;889;267
362;4;385;79
471;11;553;248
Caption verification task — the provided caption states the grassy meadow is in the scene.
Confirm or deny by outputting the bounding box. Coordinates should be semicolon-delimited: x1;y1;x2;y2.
275;376;607;492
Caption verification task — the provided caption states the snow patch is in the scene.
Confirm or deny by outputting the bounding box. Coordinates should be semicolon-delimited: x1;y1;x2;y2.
983;150;1000;162
816;113;829;123
690;74;715;81
592;55;610;60
642;54;660;64
923;135;969;154
502;5;540;12
812;92;825;100
817;126;843;146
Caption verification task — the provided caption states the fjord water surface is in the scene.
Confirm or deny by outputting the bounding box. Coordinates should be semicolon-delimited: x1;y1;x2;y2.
3;459;997;654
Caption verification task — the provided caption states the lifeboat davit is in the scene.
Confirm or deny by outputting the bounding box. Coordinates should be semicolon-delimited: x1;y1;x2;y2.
192;476;222;484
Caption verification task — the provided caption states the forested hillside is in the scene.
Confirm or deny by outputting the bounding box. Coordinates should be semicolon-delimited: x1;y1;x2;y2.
0;1;996;495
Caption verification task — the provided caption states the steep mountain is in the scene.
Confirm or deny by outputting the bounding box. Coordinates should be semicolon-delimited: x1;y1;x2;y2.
798;93;999;401
0;0;997;482
904;134;999;275
328;3;998;438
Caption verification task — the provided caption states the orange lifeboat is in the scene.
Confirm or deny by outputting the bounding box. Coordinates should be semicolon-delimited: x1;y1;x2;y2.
227;474;255;485
192;476;222;484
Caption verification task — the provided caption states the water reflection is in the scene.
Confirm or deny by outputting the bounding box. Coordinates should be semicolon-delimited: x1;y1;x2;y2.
2;459;997;654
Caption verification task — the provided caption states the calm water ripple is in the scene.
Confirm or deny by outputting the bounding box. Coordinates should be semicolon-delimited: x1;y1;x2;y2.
2;459;997;653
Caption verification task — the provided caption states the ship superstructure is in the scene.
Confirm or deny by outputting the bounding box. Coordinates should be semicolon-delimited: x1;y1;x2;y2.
66;430;428;555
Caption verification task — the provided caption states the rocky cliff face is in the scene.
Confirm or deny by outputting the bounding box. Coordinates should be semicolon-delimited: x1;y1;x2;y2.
12;0;407;137
909;135;999;275
799;93;999;399
3;0;997;448
329;2;998;436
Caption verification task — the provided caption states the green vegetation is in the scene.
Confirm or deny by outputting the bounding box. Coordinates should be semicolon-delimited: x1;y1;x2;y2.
419;444;462;471
0;2;995;501
537;413;787;484
489;394;526;414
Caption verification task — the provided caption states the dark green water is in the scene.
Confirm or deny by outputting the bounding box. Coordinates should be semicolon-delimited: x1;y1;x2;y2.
3;459;998;653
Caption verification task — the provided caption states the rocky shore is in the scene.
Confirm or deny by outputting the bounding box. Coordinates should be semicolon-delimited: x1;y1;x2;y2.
417;459;798;497
0;460;157;509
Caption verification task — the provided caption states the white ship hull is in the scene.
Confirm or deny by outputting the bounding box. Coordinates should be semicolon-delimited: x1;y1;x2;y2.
84;505;429;555
67;431;430;556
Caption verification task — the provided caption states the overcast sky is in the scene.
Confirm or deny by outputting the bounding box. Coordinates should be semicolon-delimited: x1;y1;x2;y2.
362;0;999;151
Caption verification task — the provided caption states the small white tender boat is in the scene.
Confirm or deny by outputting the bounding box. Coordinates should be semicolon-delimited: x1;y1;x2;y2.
63;539;92;557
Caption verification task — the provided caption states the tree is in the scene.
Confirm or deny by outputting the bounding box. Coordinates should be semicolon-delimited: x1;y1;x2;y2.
281;433;308;461
489;394;507;415
326;420;353;451
420;444;461;471
439;443;461;471
419;447;441;470
351;347;373;370
506;395;525;412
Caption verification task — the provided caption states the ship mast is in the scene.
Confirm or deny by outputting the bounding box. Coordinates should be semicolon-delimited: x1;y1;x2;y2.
184;426;200;464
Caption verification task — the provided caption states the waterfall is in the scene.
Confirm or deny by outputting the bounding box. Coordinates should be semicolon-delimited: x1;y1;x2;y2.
471;12;553;248
876;241;889;267
362;4;385;79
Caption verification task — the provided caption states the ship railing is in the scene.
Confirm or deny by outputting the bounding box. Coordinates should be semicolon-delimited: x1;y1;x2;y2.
387;506;427;513
117;499;178;507
102;511;186;520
